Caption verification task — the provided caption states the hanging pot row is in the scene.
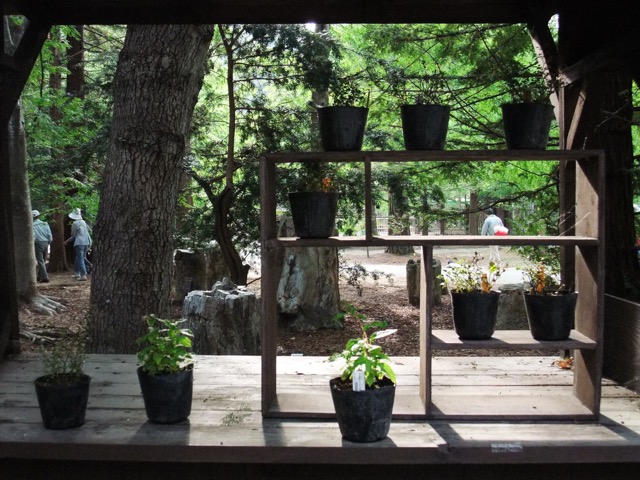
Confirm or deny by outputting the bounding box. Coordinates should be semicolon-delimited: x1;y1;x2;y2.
317;102;554;152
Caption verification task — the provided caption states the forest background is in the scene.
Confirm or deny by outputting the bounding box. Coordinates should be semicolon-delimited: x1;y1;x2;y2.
13;21;640;353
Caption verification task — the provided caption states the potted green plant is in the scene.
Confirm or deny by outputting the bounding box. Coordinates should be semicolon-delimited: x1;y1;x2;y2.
136;314;194;424
288;160;339;238
501;74;555;149
34;333;90;430
317;77;369;151
328;303;396;443
521;262;577;341
440;253;504;340
395;71;451;150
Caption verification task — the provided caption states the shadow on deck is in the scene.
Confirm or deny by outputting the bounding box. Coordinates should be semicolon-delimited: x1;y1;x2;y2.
1;354;640;479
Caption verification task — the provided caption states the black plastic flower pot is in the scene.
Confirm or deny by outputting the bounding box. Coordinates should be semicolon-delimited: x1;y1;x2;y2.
318;106;368;151
137;367;193;424
450;291;500;340
523;292;578;341
400;104;451;150
289;191;339;239
501;103;554;149
329;377;395;443
34;374;91;430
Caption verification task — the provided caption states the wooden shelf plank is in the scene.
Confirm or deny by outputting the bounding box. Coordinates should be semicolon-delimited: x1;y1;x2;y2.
431;330;597;350
266;386;598;421
268;235;599;248
264;149;604;163
429;393;597;421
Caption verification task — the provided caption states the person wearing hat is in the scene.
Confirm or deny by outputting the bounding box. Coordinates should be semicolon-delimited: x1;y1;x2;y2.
32;210;53;283
481;207;504;264
65;208;92;281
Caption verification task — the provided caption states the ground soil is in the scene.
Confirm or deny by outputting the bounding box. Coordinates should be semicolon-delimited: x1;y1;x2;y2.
17;246;537;358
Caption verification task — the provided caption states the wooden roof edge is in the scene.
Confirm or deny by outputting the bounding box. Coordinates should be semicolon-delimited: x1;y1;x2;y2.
3;0;560;25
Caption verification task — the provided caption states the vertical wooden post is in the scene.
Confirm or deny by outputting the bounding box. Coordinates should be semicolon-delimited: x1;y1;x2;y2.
419;245;433;414
364;156;373;240
260;156;278;414
573;152;605;416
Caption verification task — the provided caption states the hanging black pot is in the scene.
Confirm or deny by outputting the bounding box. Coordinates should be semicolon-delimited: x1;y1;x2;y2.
289;191;339;239
501;103;554;149
34;374;91;430
450;291;500;340
330;377;395;443
318;106;368;151
523;292;578;341
400;104;451;150
137;367;193;424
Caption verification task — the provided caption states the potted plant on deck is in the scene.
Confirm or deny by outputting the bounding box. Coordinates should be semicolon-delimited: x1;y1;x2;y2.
521;262;577;341
501;73;555;149
441;253;504;340
34;333;91;430
329;303;397;443
317;77;369;151
136;314;194;424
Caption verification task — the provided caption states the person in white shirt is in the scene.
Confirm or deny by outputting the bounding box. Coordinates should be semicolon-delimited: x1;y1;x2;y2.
32;210;53;283
481;208;504;264
65;208;92;281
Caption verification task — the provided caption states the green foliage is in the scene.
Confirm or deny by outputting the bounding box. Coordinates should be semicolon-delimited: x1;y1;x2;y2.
136;315;194;375
329;303;396;388
24;25;119;221
441;253;504;293
328;76;368;106
521;261;565;295
40;333;86;385
384;62;450;106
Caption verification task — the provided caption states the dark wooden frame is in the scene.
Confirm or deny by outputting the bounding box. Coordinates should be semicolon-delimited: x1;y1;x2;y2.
260;149;604;420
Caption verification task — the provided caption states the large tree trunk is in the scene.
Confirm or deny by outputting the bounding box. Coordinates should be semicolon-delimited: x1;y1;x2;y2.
88;25;214;353
583;73;640;297
7;20;64;318
9;101;37;302
558;3;640;298
9;91;65;317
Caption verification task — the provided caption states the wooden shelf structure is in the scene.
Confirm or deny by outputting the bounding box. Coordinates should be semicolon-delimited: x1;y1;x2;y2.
260;149;605;420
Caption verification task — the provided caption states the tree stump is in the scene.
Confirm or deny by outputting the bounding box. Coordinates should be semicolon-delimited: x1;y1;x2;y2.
173;249;207;303
173;244;230;304
406;258;441;306
277;218;340;331
182;278;260;355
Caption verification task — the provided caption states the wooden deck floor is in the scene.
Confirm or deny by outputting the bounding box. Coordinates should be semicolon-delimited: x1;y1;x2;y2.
1;354;640;479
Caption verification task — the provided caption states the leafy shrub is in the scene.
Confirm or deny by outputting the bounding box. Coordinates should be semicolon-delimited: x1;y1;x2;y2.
136;315;194;375
329;303;396;388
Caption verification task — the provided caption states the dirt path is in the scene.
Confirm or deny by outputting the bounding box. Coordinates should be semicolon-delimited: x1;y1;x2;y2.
17;246;531;357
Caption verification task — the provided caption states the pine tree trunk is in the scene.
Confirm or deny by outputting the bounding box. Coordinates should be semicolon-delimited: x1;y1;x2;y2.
88;25;214;353
9;100;38;302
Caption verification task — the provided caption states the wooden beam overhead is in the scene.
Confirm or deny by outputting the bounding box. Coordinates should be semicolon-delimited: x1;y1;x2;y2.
3;0;558;25
0;21;51;125
560;30;640;86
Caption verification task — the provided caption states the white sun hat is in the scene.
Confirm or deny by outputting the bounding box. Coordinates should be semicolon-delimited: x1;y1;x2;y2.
69;208;83;220
32;210;40;218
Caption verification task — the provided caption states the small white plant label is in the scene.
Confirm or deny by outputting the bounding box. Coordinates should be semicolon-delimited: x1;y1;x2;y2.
352;370;365;391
